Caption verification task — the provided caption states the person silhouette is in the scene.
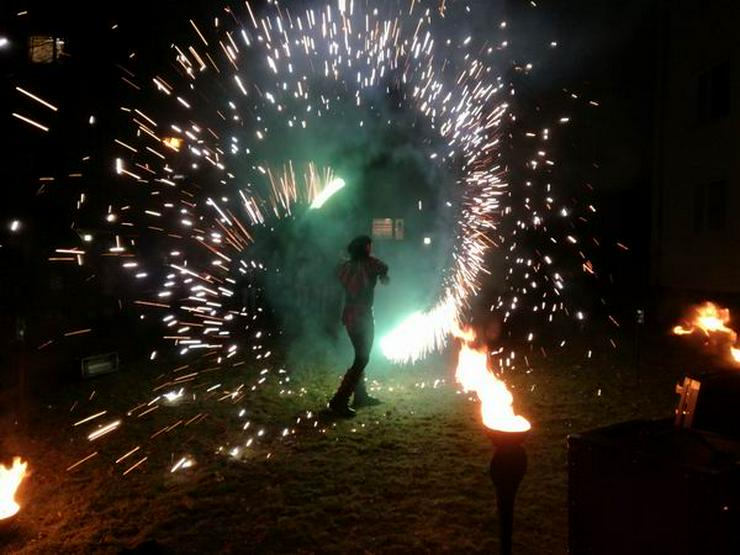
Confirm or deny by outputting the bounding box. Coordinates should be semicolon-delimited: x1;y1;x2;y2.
328;235;389;417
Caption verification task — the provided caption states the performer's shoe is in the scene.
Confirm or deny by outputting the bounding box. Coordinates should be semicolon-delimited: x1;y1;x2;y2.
328;398;356;418
352;395;382;408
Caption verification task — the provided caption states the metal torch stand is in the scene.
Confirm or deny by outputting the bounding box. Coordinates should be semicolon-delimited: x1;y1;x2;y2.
488;431;528;555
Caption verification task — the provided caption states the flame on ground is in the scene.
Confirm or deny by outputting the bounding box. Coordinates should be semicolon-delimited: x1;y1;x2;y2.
0;457;28;520
454;326;531;433
673;301;740;364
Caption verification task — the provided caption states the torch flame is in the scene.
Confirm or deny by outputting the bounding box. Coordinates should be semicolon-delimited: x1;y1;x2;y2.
454;326;531;432
673;302;740;365
0;457;28;520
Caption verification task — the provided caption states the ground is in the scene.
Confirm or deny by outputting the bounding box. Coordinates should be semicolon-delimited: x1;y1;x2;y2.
0;336;685;554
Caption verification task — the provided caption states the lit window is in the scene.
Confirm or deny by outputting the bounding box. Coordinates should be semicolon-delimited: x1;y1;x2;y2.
372;218;394;239
28;36;65;63
373;218;405;240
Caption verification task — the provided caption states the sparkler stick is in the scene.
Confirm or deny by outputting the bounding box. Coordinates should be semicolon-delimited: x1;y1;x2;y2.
309;177;346;209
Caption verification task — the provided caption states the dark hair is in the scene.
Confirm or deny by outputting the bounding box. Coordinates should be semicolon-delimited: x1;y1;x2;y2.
347;235;372;260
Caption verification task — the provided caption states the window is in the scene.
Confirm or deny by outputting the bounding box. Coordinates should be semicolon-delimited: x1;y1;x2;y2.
372;218;394;239
28;36;65;63
693;180;727;234
697;62;730;121
372;218;404;240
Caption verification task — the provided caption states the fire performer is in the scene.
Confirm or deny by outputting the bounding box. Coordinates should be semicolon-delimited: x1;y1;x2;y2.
328;235;389;417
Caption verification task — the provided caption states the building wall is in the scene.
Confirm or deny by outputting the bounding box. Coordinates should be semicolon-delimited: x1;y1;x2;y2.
652;0;740;293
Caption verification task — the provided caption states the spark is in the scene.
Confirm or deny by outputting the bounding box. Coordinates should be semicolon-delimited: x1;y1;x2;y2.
74;410;107;426
170;456;195;473
87;420;122;441
164;388;185;403
122;456;148;476
15;86;58;111
115;446;141;464
66;452;98;472
12;112;49;132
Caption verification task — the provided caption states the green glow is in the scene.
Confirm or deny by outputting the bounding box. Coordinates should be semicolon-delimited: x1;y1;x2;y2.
310;177;346;209
379;312;443;363
380;311;426;360
380;298;457;363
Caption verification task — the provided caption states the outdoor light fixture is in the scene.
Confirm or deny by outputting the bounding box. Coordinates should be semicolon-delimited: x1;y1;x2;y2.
0;38;8;48
83;234;93;242
81;352;119;378
423;236;432;245
9;220;21;233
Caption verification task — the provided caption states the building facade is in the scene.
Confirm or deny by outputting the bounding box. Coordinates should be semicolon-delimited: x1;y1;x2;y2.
652;0;740;294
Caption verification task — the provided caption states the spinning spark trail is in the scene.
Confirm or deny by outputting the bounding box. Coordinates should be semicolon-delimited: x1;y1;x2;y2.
27;0;606;475
101;0;513;364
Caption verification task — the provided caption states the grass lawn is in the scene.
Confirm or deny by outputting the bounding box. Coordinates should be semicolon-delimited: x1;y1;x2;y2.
0;336;685;554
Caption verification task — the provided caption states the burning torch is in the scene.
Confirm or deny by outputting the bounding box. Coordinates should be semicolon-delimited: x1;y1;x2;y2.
0;457;28;527
454;327;531;555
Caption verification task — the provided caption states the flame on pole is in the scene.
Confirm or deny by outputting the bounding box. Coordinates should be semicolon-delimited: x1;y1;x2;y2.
0;457;28;520
452;325;530;555
453;325;530;432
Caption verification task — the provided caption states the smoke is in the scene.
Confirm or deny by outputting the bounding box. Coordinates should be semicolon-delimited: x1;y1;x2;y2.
246;80;461;373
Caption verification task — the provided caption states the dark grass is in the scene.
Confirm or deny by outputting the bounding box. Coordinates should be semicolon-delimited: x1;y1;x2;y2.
0;336;687;554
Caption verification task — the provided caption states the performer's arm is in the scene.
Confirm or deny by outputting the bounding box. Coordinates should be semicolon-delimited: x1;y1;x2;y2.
371;257;390;284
